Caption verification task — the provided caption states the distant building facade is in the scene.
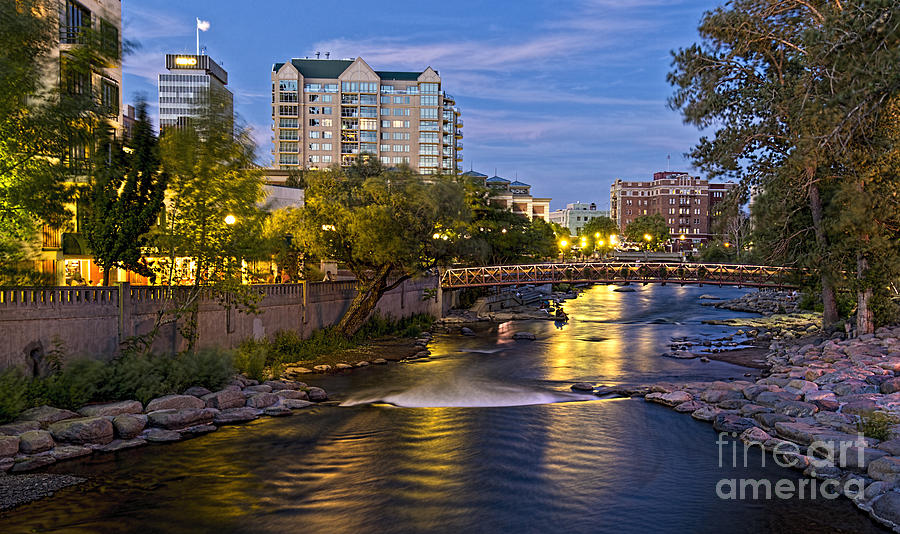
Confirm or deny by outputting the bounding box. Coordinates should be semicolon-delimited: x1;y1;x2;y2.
549;203;611;235
270;57;462;174
462;171;550;222
158;53;233;129
610;171;735;245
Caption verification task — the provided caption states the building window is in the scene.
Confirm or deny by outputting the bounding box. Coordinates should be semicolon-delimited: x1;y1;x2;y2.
322;155;333;162
309;143;319;151
419;120;439;131
341;81;377;93
100;19;119;58
280;129;299;140
280;118;298;128
394;132;410;140
381;144;391;152
420;108;438;119
61;1;90;44
324;83;338;93
360;119;377;130
309;118;320;126
419;156;438;167
308;107;320;115
419;132;439;143
394;96;410;104
304;83;321;92
279;154;298;165
279;105;298;116
322;143;332;150
392;108;409;116
392;120;410;128
280;142;298;153
421;95;438;106
307;130;319;139
100;79;119;116
381;120;391;128
420;83;439;94
323;131;333;139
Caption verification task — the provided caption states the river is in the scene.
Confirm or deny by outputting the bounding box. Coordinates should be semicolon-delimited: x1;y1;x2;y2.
0;285;887;533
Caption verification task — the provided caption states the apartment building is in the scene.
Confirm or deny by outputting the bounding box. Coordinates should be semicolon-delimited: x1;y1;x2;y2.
158;53;233;130
549;203;611;236
609;171;735;245
271;57;462;174
462;171;551;222
38;0;122;284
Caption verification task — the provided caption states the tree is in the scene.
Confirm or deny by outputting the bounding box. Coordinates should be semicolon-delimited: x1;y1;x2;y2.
581;216;619;256
84;101;168;285
668;0;900;331
296;161;467;335
0;0;116;282
624;214;669;251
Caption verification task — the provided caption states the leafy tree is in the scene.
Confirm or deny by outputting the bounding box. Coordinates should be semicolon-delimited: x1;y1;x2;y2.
581;216;619;256
84;101;168;285
624;214;669;251
296;161;467;335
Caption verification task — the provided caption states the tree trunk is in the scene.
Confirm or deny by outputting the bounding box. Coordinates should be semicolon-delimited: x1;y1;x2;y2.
857;252;875;335
808;181;839;327
103;267;111;286
337;269;391;336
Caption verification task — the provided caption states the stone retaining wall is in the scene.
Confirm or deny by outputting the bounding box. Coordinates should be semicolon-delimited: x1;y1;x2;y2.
0;277;454;374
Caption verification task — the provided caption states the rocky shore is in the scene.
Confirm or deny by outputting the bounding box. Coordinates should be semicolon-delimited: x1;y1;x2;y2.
281;331;435;376
0;376;329;511
703;289;803;315
580;324;900;532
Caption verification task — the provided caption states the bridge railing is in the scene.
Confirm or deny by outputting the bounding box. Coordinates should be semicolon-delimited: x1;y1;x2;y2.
440;262;798;289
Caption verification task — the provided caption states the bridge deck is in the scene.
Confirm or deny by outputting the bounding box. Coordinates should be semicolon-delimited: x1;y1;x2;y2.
440;262;798;289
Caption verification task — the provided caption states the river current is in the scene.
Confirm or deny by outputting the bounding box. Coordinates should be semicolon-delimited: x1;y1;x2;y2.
0;285;887;533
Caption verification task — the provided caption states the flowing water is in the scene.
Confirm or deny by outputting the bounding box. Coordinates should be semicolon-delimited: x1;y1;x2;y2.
0;285;888;533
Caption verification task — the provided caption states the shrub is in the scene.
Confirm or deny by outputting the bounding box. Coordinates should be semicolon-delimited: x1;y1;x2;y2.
271;330;304;363
180;349;234;391
234;338;268;382
858;411;899;441
0;368;28;424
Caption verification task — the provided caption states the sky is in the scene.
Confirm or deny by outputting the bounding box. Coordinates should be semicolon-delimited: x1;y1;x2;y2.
122;0;721;210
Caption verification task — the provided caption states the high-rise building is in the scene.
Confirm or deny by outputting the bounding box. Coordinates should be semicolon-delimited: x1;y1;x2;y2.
549;203;610;236
609;171;735;246
271;57;463;174
461;171;550;222
158;53;233;129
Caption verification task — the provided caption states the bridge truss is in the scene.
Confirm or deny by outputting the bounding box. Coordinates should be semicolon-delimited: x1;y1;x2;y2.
440;262;799;289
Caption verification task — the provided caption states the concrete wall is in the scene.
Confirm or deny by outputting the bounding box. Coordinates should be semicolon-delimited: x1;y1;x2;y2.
0;277;454;374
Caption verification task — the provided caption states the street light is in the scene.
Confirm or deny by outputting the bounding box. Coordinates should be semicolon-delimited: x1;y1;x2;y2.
644;233;652;242
610;234;618;245
224;214;236;225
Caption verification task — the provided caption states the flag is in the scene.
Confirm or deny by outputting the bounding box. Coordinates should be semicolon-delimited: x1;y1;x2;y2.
197;18;210;31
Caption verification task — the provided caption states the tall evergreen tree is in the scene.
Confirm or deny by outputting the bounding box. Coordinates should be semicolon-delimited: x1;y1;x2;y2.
85;102;168;285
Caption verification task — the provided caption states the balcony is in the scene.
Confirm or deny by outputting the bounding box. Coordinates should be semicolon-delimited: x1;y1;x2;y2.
457;119;464;128
340;108;359;118
456;143;463;150
455;130;463;139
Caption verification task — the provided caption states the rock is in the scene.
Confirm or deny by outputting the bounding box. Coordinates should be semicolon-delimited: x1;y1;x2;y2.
245;393;279;409
570;382;594;392
713;414;757;434
742;385;770;401
740;404;771;417
48;416;114;445
97;438;147;452
674;401;706;413
881;378;900;395
307;387;328;402
335;363;353;370
871;491;900;527
878;439;900;456
145;395;206;413
276;389;309;400
513;332;536;341
183;386;212;397
870;457;900;484
718;399;748;410
354;361;370;368
180;424;217;435
11;454;56;472
840;447;889;471
264;380;295;391
842;400;880;417
691;405;721;422
144;428;182;442
460;327;475;336
283;399;315;410
372;358;388;365
701;389;743;404
264;407;292;417
202;389;246;410
0;421;40;436
755;391;801;407
0;435;19;458
740;427;773;445
282;366;313;375
50;445;92;460
775;401;818;418
646;391;693;406
313;365;332;373
244;384;273;394
213;407;260;425
18;430;54;454
16;406;79;427
146;408;216;430
113;414;147;439
78;400;144;418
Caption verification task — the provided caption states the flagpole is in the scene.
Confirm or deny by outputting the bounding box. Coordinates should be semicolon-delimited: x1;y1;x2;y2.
196;18;199;55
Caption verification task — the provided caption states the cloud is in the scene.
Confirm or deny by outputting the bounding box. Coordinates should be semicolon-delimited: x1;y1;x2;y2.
122;5;193;41
123;50;165;83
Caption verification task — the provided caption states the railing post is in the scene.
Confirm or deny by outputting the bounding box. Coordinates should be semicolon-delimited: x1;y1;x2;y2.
117;282;131;342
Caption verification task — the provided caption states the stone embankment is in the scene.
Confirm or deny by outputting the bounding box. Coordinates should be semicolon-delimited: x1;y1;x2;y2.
704;289;802;315
280;331;435;376
581;324;900;532
0;377;329;481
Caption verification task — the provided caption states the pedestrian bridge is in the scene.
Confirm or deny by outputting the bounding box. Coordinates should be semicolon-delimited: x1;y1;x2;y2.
440;262;799;289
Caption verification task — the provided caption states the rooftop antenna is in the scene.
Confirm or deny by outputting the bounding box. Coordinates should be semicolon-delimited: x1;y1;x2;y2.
667;154;671;172
315;51;320;59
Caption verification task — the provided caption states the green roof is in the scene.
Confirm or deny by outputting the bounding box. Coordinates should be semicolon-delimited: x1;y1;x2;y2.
272;59;423;81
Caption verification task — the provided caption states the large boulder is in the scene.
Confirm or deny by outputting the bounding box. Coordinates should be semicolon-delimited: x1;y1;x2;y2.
700;389;743;404
774;400;818;418
213;407;260;425
872;491;900;529
0;421;40;436
50;445;92;461
882;378;900;395
145;394;206;413
244;384;273;394
646;391;693;406
144;428;182;442
147;408;216;430
18;430;54;454
275;389;309;401
869;457;900;484
202;389;246;410
713;414;757;434
48;416;114;445
245;393;279;409
113;414;148;439
16;405;79;427
512;332;536;341
307;387;328;402
0;435;19;458
78;400;143;418
183;386;212;397
283;399;315;410
11;455;56;473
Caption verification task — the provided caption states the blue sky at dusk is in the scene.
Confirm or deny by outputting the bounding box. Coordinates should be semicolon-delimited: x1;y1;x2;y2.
122;0;720;209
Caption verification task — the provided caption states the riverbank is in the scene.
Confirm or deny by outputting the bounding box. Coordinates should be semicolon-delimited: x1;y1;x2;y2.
0;376;329;511
585;323;900;532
